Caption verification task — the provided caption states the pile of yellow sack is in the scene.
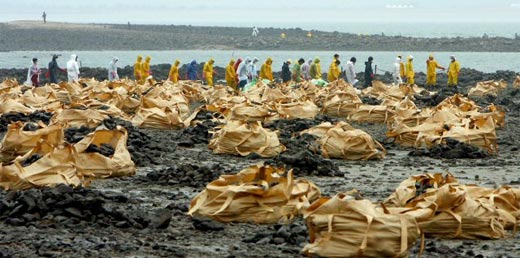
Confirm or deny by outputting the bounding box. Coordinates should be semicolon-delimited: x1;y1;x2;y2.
387;94;505;154
468;80;508;98
302;122;386;160
188;163;321;223
0;122;135;190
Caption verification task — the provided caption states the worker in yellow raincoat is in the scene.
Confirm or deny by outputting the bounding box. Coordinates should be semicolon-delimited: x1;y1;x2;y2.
447;55;461;86
133;55;142;83
259;57;273;81
406;56;415;85
203;58;215;86
225;59;237;88
426;54;445;86
169;60;180;83
141;56;151;83
309;57;322;79
327;60;341;82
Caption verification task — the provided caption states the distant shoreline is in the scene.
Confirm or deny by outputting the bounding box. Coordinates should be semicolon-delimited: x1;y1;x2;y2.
2;20;520;52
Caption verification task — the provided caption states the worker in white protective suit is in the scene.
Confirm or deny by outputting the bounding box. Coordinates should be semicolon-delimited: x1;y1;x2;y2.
66;54;80;82
346;57;358;86
247;57;259;83
393;57;403;85
237;57;251;90
108;57;119;81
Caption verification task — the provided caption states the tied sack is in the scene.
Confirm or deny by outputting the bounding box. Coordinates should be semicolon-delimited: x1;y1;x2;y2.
303;191;420;258
209;120;286;158
0;122;64;162
188;163;321;224
0;142;83;190
73;126;135;178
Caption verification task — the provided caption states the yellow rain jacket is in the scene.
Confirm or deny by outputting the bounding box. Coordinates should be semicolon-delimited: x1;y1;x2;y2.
169;60;180;83
426;56;444;85
310;58;322;79
447;60;461;86
260;58;273;81
226;59;236;88
406;57;415;85
399;60;406;79
203;59;215;86
142;56;151;78
133;55;142;82
327;62;340;82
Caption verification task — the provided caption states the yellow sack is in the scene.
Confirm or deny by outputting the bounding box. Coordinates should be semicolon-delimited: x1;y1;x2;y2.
303;191;420;258
188;163;320;224
208;120;286;157
0;122;64;162
468;80;508;98
348;104;395;124
275;100;319;119
131;107;186;129
51;109;110;128
0;98;34;114
223;101;278;122
0;143;83;190
321;92;362;117
73;126;135;179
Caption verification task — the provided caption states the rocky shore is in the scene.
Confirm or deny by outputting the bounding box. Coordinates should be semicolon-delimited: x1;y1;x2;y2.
2;21;520;52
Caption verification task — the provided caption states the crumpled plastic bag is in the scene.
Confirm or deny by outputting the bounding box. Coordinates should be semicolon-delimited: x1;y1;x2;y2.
189;163;321;224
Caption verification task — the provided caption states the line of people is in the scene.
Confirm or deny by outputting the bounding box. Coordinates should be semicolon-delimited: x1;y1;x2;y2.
25;54;84;86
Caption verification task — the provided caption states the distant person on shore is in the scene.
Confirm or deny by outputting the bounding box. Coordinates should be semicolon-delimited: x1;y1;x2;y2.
203;58;215;86
187;60;199;80
393;57;403;85
364;56;374;88
134;55;143;83
26;58;42;86
226;59;237;88
66;54;80;82
447;55;461;87
292;58;305;83
48;54;64;84
260;57;274;81
426;54;445;86
142;56;152;80
309;58;321;79
398;55;406;83
42;12;47;23
169;60;181;83
252;26;259;37
302;59;312;80
237;57;251;90
406;56;415;85
346;57;357;85
281;59;292;83
108;57;119;81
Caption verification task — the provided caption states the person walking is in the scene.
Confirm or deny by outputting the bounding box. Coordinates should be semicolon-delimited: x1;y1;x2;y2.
302;59;312;80
260;57;273;81
328;59;341;82
187;60;199;81
364;56;374;88
309;57;322;79
108;57;119;81
237;57;251;90
281;59;292;83
203;58;215;86
142;56;152;80
66;54;80;82
169;60;181;83
398;55;406;83
225;59;237;88
406;55;415;85
134;55;143;83
426;54;445;86
48;54;64;84
252;26;259;37
346;57;357;85
42;12;47;23
393;57;403;85
292;58;305;83
447;55;461;87
26;58;42;86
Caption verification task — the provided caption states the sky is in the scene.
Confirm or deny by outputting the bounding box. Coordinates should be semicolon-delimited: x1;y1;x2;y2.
2;0;520;26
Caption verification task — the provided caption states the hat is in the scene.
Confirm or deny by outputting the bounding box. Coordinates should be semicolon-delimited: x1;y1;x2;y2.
287;59;292;63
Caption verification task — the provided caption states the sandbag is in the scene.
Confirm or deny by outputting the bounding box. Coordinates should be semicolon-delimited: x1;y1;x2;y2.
131;106;187;129
73;126;135;178
223;102;278;122
348;104;395;124
303;191;420;258
208;120;286;157
0;98;34;114
468;80;508;98
51;109;110;128
188;163;320;224
275;100;319;119
0;142;83;190
321;92;362;117
0;122;64;162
